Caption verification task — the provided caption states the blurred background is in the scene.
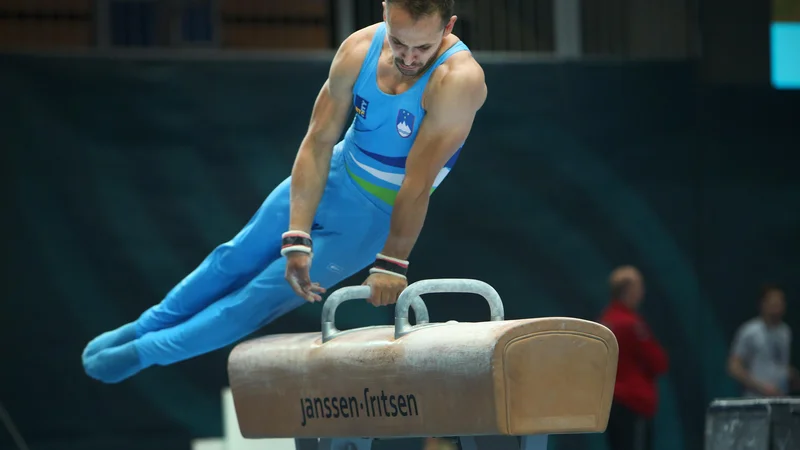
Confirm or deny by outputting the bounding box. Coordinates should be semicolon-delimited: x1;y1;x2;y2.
1;1;798;450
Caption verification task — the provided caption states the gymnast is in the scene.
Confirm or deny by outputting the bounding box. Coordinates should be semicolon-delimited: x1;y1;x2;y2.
82;0;487;384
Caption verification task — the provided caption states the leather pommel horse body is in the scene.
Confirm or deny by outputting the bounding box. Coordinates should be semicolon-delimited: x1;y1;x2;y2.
227;279;619;450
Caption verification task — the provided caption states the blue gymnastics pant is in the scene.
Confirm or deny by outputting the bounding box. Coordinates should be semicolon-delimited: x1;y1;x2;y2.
82;147;391;383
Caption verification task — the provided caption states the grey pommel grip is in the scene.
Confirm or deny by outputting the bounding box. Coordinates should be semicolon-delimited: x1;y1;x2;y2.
321;285;430;343
394;278;505;339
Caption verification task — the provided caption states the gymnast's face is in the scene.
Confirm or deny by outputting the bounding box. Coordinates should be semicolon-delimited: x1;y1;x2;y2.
383;2;456;77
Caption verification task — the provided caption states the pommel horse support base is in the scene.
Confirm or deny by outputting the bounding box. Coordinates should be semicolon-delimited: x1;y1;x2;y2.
705;397;800;450
227;279;619;450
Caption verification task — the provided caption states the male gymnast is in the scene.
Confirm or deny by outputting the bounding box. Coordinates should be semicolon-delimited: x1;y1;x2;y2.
82;0;487;384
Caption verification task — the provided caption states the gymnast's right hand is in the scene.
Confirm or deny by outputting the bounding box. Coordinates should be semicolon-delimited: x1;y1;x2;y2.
285;252;326;302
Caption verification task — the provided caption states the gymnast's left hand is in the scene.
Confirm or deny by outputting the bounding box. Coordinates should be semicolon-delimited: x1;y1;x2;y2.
362;272;407;307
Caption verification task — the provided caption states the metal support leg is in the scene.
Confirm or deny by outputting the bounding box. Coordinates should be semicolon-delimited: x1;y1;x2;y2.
318;438;373;450
458;434;549;449
520;435;548;450
459;436;477;450
295;438;321;450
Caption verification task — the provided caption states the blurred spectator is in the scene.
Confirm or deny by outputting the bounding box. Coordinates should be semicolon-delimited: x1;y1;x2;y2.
727;284;799;397
598;265;669;450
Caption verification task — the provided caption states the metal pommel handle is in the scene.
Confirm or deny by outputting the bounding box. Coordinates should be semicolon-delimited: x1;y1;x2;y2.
321;285;430;343
394;279;504;339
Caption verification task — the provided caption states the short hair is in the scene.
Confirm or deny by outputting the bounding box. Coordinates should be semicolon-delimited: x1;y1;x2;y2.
608;265;640;300
386;0;455;27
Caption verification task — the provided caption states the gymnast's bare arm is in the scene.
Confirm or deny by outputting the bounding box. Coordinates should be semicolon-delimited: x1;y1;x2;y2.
285;29;370;302
380;53;487;261
288;31;370;234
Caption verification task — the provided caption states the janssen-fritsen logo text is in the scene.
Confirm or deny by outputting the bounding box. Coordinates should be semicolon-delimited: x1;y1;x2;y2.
299;388;419;426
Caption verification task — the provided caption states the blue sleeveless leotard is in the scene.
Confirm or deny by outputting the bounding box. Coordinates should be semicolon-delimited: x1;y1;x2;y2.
340;22;471;213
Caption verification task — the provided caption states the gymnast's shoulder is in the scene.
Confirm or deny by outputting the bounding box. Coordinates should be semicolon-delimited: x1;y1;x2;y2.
327;25;378;79
425;46;487;113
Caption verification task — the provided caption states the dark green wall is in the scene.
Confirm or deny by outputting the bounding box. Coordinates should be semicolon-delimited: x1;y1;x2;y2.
1;52;798;450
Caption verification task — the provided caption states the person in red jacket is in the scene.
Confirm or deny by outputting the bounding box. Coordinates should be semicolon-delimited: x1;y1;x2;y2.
598;265;669;450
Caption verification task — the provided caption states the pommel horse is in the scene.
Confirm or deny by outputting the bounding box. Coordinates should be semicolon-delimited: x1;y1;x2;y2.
227;279;619;450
